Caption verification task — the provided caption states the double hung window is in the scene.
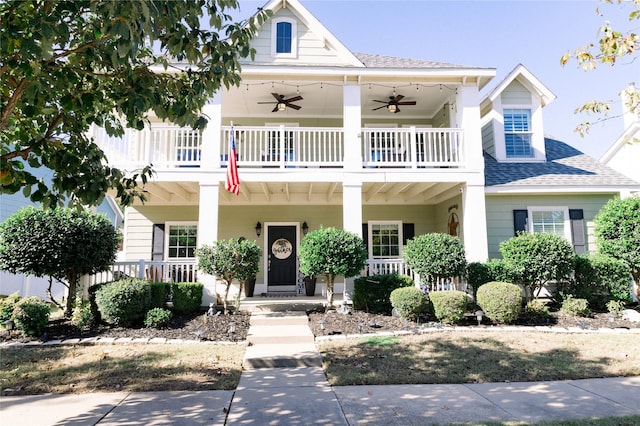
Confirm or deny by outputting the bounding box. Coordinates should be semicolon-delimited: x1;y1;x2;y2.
504;109;533;158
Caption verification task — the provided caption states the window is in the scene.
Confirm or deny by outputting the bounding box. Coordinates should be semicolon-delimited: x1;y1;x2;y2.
504;109;533;158
527;207;572;242
369;221;402;259
272;19;296;57
167;224;197;259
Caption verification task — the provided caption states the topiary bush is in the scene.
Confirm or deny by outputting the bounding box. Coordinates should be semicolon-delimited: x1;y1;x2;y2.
353;274;413;313
12;296;51;337
428;290;468;325
94;278;152;327
0;292;21;323
560;295;590;317
144;308;173;329
390;286;427;321
403;233;467;289
476;281;523;324
171;282;204;314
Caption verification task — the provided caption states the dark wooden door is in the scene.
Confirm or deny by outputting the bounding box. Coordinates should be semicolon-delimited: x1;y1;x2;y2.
267;225;297;287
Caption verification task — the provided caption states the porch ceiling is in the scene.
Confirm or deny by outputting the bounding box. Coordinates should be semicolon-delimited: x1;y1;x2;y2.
224;78;454;120
139;181;463;206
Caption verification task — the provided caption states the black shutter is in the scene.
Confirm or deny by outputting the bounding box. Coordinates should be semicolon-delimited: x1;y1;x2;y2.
151;224;165;260
362;223;369;255
569;209;586;254
402;223;415;245
513;210;528;235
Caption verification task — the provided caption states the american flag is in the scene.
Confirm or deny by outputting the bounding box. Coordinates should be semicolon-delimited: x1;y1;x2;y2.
225;128;240;195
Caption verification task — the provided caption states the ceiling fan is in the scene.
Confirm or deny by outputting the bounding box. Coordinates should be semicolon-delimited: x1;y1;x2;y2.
258;93;303;112
372;95;416;113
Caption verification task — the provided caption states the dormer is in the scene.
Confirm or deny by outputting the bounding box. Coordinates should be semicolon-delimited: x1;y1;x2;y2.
480;64;555;162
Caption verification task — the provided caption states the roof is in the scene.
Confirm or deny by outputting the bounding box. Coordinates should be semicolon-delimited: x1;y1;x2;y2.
484;138;640;189
353;53;481;70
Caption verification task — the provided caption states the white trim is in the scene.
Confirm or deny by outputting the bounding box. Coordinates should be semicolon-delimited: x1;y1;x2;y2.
165;221;198;260
367;220;403;259
526;206;572;242
481;64;556;109
271;17;297;58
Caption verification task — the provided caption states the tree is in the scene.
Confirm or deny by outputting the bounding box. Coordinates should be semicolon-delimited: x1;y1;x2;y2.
196;238;261;314
0;206;120;316
499;232;576;301
1;0;269;208
594;196;640;300
299;227;367;308
403;233;467;289
560;0;639;136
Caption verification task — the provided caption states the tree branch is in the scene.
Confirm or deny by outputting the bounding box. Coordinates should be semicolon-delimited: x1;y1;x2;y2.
0;78;29;130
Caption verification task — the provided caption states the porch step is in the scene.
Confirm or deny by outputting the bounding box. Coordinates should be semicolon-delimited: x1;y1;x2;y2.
250;314;309;327
243;343;322;369
247;325;314;345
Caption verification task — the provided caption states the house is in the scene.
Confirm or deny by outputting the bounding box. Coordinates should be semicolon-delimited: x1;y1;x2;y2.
600;82;640;183
90;0;640;305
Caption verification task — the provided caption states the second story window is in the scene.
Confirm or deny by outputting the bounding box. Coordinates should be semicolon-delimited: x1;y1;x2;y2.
272;19;296;58
504;109;533;158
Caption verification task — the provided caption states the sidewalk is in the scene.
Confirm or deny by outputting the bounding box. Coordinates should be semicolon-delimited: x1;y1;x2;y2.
2;298;640;425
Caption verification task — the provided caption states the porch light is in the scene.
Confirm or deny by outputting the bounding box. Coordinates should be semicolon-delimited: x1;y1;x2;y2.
228;321;236;334
302;221;309;235
255;222;262;237
277;102;286;111
387;103;397;113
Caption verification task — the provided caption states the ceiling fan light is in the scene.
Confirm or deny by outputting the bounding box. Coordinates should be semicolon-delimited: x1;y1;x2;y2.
387;104;397;113
277;102;287;111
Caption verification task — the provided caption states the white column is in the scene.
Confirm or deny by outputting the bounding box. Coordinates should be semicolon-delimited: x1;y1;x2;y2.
343;84;362;171
461;183;488;262
342;178;363;303
198;182;220;305
201;91;223;169
455;84;483;172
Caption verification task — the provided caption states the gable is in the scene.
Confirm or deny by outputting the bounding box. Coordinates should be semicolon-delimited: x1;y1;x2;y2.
501;80;532;105
244;0;363;67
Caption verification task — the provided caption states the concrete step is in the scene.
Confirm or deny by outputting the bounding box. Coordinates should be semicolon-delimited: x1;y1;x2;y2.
249;315;309;327
247;324;314;345
243;343;322;369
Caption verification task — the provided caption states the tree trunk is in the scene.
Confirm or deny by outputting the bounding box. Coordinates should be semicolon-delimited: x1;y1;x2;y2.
223;281;231;315
64;271;77;318
325;273;334;311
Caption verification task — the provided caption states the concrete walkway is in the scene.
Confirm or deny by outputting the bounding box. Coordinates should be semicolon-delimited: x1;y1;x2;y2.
2;298;640;425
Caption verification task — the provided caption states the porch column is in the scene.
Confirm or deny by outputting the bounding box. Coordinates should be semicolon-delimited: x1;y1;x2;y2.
198;182;220;305
342;178;363;303
343;84;362;171
455;84;484;173
201;91;223;169
461;183;488;262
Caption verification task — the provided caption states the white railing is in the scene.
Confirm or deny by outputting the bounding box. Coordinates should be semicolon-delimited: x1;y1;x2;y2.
221;125;344;168
86;260;199;287
365;259;468;293
363;127;464;168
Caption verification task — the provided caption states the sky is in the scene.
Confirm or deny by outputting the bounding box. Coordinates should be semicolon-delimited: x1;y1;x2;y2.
235;0;639;159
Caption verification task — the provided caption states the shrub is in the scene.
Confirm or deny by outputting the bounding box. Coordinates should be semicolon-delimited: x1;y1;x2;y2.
476;281;522;324
12;296;51;337
353;274;413;314
94;278;153;326
71;297;95;330
88;283;106;324
606;300;626;316
0;292;21;323
571;253;632;308
525;299;552;319
149;282;171;308
403;233;467;287
389;286;427;321
466;262;492;299
144;308;173;329
560;295;590;317
171;282;204;314
428;290;468;325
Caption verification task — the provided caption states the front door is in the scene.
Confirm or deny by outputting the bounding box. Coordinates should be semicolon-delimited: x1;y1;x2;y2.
267;225;297;291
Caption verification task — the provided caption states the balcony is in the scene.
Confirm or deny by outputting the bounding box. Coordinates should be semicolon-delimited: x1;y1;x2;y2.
93;125;465;170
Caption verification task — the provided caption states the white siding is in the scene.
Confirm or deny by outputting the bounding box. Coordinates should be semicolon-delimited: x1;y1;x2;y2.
501;80;532;105
481;121;495;157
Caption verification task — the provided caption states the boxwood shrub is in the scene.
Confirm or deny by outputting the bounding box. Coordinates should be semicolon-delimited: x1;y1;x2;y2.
428;290;468;324
353;274;413;314
94;278;152;326
389;286;427;321
0;292;21;323
144;307;173;329
171;282;204;314
12;296;51;337
476;281;523;324
149;282;171;308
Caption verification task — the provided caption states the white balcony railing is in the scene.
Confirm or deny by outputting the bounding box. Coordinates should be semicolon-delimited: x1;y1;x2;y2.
85;260;198;287
94;125;465;169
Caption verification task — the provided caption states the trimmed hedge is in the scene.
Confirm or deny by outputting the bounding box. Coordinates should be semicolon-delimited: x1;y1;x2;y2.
353;274;413;314
428;290;468;325
149;282;171;308
12;296;51;337
94;278;152;326
476;281;522;324
171;282;204;314
390;286;427;320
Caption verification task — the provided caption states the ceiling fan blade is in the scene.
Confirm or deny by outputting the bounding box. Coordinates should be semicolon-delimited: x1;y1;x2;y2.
393;94;405;102
258;101;275;104
372;99;388;103
287;103;302;110
397;101;417;106
272;105;279;113
284;96;303;103
271;93;282;101
372;105;387;111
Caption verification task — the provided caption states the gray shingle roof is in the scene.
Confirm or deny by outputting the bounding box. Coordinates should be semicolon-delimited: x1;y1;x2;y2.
353;52;480;70
484;138;640;188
